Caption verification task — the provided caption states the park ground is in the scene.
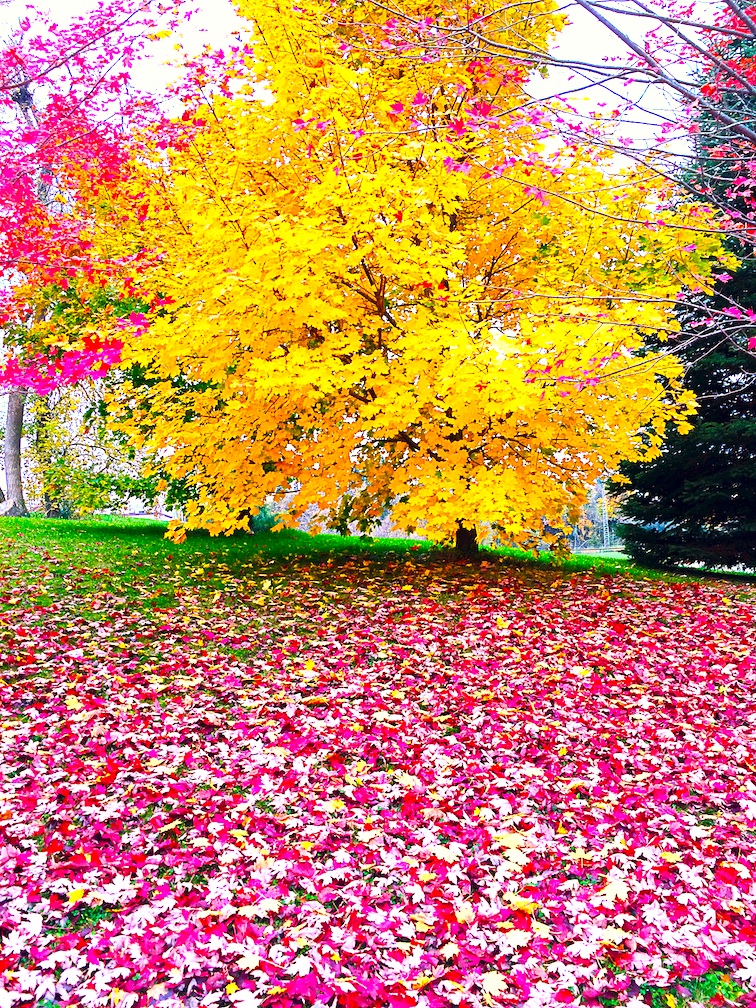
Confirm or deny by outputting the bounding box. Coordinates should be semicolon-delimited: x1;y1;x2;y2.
1;518;756;1008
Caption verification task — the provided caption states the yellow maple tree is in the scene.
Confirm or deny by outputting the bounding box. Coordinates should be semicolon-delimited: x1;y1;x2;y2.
106;0;728;547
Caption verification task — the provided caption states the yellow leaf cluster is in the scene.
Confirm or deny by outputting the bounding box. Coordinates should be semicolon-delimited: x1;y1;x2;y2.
104;0;729;543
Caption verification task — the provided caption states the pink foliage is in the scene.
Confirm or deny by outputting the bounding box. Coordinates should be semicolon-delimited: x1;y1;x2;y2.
0;1;186;392
0;338;123;395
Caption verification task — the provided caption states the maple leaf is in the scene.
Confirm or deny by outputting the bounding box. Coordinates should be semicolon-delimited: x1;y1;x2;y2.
229;992;266;1007
735;960;756;984
455;901;475;922
499;929;533;953
480;971;510;1001
592;878;630;906
236;900;281;917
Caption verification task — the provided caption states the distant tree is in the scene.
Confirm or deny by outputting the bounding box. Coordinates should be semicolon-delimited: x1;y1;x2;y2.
0;0;183;514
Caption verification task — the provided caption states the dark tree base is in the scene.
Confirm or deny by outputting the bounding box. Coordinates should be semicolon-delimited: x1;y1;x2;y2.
455;523;479;555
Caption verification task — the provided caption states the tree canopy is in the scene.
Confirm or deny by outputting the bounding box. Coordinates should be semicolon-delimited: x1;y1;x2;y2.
104;0;727;546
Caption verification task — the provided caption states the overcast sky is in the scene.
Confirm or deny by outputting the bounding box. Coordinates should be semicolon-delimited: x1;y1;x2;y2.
0;0;678;145
0;0;626;91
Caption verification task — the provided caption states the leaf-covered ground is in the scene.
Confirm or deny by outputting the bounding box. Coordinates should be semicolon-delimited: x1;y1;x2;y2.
1;520;756;1008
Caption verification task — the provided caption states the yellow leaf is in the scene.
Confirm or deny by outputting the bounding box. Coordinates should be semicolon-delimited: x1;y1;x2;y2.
503;892;538;914
601;926;631;945
480;970;510;999
593;879;630;905
157;819;183;833
322;798;346;812
493;832;525;849
236;899;281;917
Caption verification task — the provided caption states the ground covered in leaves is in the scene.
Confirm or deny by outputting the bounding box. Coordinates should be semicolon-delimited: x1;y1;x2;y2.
1;520;756;1008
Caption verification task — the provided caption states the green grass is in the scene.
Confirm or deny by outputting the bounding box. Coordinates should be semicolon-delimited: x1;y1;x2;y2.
0;512;705;614
486;540;711;584
0;515;435;610
642;971;744;1008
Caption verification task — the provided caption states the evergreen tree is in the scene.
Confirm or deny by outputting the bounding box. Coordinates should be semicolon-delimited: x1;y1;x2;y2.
618;323;756;569
619;79;756;569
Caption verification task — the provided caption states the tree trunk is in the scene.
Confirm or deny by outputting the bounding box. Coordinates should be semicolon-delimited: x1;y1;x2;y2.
455;521;479;556
33;395;61;517
3;390;28;516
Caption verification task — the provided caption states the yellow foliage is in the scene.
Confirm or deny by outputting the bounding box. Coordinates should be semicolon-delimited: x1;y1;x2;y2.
106;0;729;544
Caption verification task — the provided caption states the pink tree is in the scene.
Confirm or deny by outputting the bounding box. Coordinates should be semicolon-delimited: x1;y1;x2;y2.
0;0;183;513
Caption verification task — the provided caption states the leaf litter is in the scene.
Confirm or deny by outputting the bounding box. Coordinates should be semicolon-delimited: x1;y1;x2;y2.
1;540;756;1008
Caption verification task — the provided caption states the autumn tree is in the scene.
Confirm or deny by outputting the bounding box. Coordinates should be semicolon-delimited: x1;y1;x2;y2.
106;0;728;549
0;0;183;514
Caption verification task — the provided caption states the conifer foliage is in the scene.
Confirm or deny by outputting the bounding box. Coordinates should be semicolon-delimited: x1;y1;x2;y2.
619;320;756;569
619;41;756;571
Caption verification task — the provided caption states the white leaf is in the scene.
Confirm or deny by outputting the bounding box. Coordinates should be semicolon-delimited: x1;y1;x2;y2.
229;992;265;1008
289;955;312;976
499;928;533;953
735;959;756;984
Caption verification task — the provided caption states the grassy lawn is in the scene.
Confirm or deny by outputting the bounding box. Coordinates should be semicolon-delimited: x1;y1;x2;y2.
1;516;755;1008
0;515;682;613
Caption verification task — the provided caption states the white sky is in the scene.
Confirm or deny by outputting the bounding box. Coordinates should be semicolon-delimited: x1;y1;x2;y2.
0;0;682;148
0;0;624;92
